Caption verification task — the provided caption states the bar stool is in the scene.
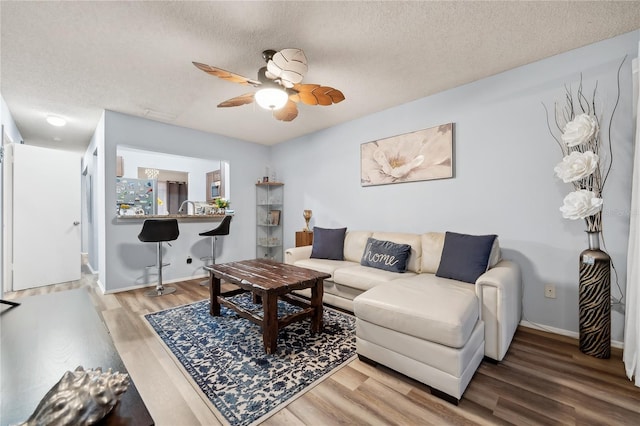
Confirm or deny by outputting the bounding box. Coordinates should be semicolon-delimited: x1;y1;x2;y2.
199;215;232;285
138;219;179;297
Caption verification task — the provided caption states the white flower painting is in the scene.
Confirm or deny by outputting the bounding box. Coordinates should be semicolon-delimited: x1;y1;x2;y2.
361;123;453;186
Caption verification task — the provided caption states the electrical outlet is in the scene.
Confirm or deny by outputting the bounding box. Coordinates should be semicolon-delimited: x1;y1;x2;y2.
544;284;556;299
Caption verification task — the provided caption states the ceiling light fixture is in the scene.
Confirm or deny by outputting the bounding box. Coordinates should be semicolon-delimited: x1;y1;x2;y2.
46;115;66;127
254;86;288;111
144;168;160;179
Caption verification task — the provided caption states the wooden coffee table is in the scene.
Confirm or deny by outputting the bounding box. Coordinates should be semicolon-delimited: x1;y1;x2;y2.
204;259;331;354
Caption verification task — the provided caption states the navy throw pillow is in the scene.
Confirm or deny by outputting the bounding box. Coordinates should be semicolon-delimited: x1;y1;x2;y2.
360;237;412;273
436;232;497;283
310;227;347;260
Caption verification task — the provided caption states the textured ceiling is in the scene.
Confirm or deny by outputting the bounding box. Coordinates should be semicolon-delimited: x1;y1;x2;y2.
1;1;639;153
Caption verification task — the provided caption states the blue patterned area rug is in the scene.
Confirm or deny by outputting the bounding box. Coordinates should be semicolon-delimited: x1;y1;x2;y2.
145;293;356;426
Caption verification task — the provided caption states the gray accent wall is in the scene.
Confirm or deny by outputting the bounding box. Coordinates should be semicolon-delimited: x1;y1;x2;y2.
272;30;640;342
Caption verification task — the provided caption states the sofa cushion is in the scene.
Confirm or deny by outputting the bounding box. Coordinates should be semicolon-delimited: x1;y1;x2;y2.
292;258;354;280
371;232;422;273
343;231;373;262
353;280;479;348
356;319;485;378
310;227;347;260
333;264;416;292
436;232;497;284
488;238;502;268
421;232;446;273
360;237;412;273
396;272;475;294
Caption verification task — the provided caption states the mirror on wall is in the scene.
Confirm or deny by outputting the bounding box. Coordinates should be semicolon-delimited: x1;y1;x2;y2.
116;146;229;215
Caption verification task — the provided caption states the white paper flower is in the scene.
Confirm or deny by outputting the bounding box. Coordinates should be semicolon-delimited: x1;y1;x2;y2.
554;150;599;183
561;113;598;147
559;190;603;220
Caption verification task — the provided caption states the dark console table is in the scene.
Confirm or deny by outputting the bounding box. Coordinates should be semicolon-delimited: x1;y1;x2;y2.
0;288;154;426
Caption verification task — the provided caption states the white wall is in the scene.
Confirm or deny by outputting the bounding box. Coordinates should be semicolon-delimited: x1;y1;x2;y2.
272;30;640;342
94;111;269;292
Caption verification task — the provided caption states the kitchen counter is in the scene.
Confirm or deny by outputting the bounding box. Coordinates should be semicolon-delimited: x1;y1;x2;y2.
111;213;236;293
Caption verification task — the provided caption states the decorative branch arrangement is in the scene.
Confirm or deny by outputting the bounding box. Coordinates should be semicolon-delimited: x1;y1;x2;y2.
545;56;625;233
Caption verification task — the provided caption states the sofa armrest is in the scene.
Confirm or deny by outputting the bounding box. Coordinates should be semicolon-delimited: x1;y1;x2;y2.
285;245;313;265
475;259;522;361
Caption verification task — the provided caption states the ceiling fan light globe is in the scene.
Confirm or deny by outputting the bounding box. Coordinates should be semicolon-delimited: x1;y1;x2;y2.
255;87;288;111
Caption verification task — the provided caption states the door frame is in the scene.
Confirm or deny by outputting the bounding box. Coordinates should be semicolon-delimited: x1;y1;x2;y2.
1;136;14;293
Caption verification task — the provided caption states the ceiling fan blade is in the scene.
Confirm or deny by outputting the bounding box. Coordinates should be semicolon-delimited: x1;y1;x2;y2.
288;92;301;103
267;48;308;87
273;100;298;122
193;62;261;87
217;93;255;108
293;84;345;106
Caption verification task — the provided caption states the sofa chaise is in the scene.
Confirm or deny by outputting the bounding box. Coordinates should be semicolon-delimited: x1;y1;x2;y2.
285;229;522;403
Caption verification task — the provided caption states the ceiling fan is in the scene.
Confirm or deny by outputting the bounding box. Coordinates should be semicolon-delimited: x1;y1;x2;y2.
193;48;345;122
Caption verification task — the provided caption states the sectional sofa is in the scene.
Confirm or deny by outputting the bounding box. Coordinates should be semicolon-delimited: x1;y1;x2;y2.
285;229;522;402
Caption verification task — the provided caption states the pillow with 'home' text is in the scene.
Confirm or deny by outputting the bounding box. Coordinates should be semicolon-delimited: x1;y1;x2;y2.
360;237;412;273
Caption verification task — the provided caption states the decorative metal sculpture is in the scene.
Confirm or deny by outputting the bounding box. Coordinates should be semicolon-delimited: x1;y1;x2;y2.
19;366;129;426
303;209;312;232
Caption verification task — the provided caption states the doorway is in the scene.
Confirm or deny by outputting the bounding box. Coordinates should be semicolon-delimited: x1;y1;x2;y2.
9;144;81;290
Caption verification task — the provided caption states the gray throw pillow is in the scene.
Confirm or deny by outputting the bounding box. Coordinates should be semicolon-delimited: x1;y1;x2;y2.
360;237;412;273
435;232;498;283
310;227;347;260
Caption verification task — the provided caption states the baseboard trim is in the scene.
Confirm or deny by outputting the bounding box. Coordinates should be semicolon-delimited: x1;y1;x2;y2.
519;320;623;349
96;279;106;294
103;273;209;294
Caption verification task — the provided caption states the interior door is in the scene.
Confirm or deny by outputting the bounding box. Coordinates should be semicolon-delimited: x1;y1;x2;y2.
12;144;81;290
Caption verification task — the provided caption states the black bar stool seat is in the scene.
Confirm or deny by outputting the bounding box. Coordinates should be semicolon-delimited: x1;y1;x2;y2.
138;219;179;297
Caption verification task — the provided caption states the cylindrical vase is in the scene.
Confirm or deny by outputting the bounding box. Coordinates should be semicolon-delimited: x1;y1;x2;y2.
578;231;611;359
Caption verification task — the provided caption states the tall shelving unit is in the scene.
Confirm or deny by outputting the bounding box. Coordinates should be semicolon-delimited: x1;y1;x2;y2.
256;182;284;261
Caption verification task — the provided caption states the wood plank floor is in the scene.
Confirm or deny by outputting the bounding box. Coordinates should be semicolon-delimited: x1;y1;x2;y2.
4;274;640;425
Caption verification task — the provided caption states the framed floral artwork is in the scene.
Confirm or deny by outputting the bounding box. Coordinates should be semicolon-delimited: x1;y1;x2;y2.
360;123;453;186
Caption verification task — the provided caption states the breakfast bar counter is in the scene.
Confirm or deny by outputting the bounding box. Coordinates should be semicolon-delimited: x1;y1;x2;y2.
117;214;230;221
